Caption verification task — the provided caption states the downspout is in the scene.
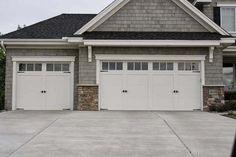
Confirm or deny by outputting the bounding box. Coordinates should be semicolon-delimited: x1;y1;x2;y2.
0;40;6;54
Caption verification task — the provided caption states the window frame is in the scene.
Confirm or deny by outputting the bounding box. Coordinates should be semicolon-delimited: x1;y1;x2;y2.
101;61;123;71
220;7;236;33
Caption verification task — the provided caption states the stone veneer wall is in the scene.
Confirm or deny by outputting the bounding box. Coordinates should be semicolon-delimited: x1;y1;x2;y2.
78;85;98;111
203;86;224;111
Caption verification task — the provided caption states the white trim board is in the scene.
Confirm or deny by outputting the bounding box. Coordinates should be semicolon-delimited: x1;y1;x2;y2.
217;3;236;7
95;54;206;61
75;0;229;36
83;39;233;47
12;56;75;62
193;0;212;6
11;56;75;111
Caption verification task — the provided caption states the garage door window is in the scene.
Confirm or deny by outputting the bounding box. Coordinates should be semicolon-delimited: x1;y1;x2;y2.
127;62;148;71
19;63;42;72
153;62;173;71
102;62;123;71
46;63;70;72
178;62;199;71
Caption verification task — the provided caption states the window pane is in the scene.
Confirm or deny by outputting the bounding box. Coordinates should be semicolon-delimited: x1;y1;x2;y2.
128;62;134;70
222;8;235;32
47;64;53;71
109;62;116;70
135;62;141;70
185;63;192;71
35;64;42;71
54;64;62;71
160;63;167;70
62;64;70;72
19;64;26;71
178;63;185;71
27;64;34;71
102;62;108;71
223;64;234;91
117;62;123;70
142;62;148;70
167;63;174;71
192;63;199;71
153;62;159;70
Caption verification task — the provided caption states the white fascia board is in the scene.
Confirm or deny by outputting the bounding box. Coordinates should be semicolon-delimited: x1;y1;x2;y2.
83;40;221;47
223;46;236;52
217;3;236;7
12;56;75;62
193;0;212;6
74;0;130;35
220;38;236;45
1;39;65;42
1;39;71;46
95;54;206;61
63;37;83;43
172;0;229;36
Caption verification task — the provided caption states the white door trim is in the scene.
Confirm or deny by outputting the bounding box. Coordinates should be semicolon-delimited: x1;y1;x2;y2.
96;54;206;111
12;56;75;110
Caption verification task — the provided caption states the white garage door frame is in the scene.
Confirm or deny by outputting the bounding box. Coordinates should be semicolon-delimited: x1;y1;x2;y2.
11;56;75;110
96;54;206;111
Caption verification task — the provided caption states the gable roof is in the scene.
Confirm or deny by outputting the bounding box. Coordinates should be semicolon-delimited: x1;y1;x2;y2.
75;0;229;36
0;14;96;39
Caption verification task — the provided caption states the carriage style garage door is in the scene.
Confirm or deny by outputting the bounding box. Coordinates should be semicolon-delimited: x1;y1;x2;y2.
13;57;75;110
99;57;203;111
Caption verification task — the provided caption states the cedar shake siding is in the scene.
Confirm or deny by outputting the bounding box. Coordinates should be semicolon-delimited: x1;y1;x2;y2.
94;0;208;32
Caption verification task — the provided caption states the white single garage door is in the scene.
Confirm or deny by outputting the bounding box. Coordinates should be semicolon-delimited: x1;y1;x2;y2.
100;61;201;111
16;62;72;110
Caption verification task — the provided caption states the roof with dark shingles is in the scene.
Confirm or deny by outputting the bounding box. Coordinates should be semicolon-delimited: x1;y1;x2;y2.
80;32;225;40
0;14;96;39
0;13;229;40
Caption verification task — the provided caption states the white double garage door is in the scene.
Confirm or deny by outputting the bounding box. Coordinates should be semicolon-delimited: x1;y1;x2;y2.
14;57;74;110
99;56;204;111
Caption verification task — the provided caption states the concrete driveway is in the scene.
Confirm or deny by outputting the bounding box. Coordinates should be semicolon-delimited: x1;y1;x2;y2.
0;111;235;157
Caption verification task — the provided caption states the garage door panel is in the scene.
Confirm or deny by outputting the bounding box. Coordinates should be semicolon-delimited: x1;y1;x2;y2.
175;74;201;110
16;75;45;110
101;74;124;110
151;74;174;110
100;60;202;111
45;75;71;110
125;74;149;110
16;62;73;111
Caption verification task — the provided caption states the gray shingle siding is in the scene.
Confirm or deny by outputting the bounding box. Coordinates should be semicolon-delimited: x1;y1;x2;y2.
5;49;79;110
94;0;208;32
79;47;223;86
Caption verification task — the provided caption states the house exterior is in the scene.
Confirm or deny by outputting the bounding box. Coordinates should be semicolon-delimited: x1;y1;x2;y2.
0;0;235;111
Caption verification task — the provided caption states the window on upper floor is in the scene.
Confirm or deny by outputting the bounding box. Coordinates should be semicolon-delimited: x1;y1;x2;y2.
221;7;236;32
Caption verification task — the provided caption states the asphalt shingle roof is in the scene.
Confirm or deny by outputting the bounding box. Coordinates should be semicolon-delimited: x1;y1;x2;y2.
0;14;228;41
0;14;96;39
80;32;224;40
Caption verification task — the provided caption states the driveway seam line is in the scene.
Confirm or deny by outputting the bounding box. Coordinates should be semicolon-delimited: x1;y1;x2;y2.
7;118;59;157
152;112;194;157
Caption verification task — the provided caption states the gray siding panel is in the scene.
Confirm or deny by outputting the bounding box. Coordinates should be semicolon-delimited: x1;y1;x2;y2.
94;0;207;32
79;47;223;86
5;49;79;110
